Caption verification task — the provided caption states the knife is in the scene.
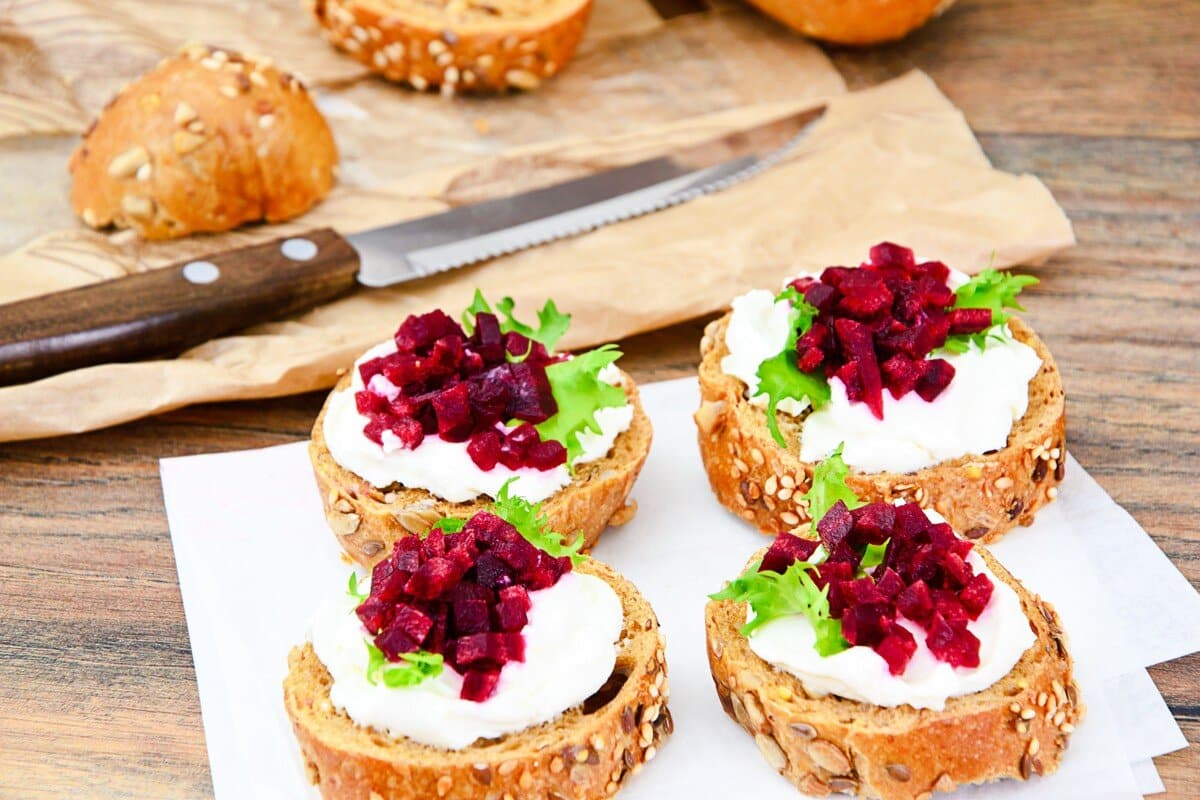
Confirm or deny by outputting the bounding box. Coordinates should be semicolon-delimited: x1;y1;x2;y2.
0;105;825;387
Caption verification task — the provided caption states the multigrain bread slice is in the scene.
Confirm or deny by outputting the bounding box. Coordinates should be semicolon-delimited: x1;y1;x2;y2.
308;0;592;93
311;368;652;568
695;314;1066;544
284;558;671;800
705;547;1082;800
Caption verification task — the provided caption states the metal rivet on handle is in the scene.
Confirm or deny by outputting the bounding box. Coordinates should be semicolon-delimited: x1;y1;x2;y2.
281;237;318;261
182;261;220;284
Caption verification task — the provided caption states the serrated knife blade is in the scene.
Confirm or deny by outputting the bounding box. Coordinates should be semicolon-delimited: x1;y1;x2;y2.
350;104;826;286
0;104;825;387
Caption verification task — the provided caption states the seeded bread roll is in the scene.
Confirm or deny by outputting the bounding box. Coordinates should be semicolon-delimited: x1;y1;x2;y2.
308;0;591;93
706;546;1082;800
68;44;337;239
744;0;957;45
311;367;651;568
695;315;1066;544
285;557;671;800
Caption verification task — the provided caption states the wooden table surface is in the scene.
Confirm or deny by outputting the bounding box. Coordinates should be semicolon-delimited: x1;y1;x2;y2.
1;0;1196;797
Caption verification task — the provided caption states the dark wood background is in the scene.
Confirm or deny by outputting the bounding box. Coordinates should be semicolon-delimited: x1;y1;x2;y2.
1;0;1196;796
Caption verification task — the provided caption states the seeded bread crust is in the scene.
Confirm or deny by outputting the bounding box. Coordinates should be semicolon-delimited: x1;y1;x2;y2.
308;0;592;93
69;44;337;239
284;558;671;800
695;314;1066;544
705;547;1082;800
311;367;651;568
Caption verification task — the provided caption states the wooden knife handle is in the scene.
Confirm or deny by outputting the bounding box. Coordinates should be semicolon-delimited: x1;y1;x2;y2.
0;228;360;387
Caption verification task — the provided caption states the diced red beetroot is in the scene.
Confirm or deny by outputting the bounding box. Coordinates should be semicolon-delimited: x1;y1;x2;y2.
950;538;975;559
527;439;568;471
874;568;905;600
473;552;514;589
406;556;468;599
469;312;505;361
842;603;891;647
370;560;408;604
505;363;558;423
453;597;491;635
381;353;425;387
916;358;956;402
362;418;386;445
355;390;389;416
959;572;995;618
797;346;825;373
455;632;525;666
497;440;524;470
850;502;896;544
495;594;529;631
422;531;446;559
499;585;531;611
869;242;915;269
506;423;539;452
504;331;532;358
491;540;537;572
896;579;934;622
927;522;957;551
760;533;820;574
461;667;502;702
376;626;419;660
467;512;520;546
427;335;466;376
833;319;884;418
391;546;421;574
817;501;855;553
893;502;931;540
356;598;391;634
917;260;951;284
926;614;981;668
388;416;424;450
948;307;993;334
391;604;434;642
941;552;973;589
467;430;502;470
880;354;924;399
813;560;853;591
395;309;463;352
523;564;559;591
431;383;473;441
358;355;389;386
804;282;838;312
835;361;864;403
874;625;917;675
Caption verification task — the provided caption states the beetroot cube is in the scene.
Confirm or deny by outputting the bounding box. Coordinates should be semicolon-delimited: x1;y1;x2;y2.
432;383;473;441
467;430;502;471
362;418;386;445
391;605;434;643
916;358;956;402
835;361;863;403
355;390;389;416
950;538;974;559
927;522;957;551
376;627;419;660
422;531;446;559
406;556;468;599
896;580;934;622
869;242;915;269
499;585;531;611
803;282;838;312
388;416;425;450
841;603;890;647
491;540;537;573
926;614;981;668
454;597;492;635
470;313;505;362
473;553;514;589
880;354;924;399
874;625;917;675
797;346;825;373
490;632;525;663
506;363;558;422
846;576;886;606
460;667;502;702
370;560;408;604
395;309;463;353
381;353;425;387
760;533;820;574
916;259;951;284
942;552;973;589
355;598;391;634
507;422;539;450
454;633;491;665
959;572;995;618
850;502;896;545
391;547;421;574
527;439;568;470
948;307;993;335
817;501;855;553
467;513;520;546
874;567;905;600
495;594;529;631
837;277;894;319
357;355;389;386
814;560;854;587
834;319;884;419
523;564;558;591
893;502;931;541
933;590;969;625
427;335;466;376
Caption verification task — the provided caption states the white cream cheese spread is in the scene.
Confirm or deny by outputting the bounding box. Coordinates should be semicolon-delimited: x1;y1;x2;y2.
309;570;625;749
322;342;633;503
720;271;1042;474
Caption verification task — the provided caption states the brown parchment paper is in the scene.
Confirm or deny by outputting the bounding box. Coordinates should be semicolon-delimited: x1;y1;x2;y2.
0;68;1074;442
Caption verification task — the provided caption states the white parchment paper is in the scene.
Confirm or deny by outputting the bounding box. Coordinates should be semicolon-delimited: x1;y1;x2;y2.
159;378;1198;799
